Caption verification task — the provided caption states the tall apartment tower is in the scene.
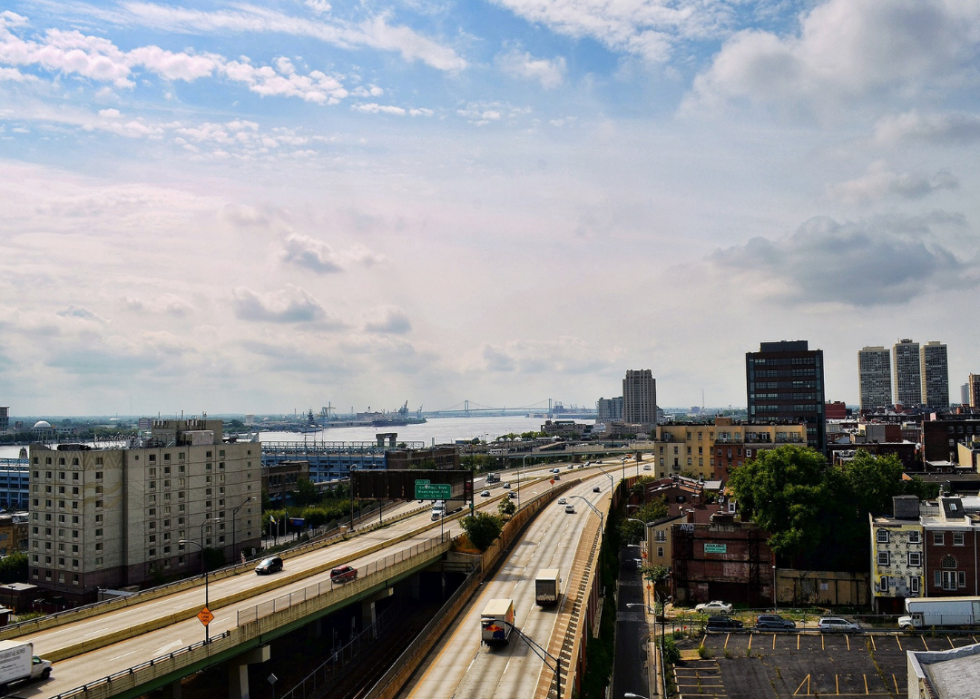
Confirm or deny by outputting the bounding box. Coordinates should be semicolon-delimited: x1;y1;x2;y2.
970;374;980;408
746;340;826;453
596;396;623;422
28;419;261;603
858;347;892;411
963;384;972;406
622;370;657;425
892;339;922;407
920;341;949;410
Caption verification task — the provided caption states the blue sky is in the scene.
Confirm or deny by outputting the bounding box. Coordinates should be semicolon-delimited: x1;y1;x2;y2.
1;0;979;415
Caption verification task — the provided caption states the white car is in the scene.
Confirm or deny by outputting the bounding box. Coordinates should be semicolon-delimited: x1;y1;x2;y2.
564;505;576;514
480;490;491;497
695;600;733;614
817;617;861;632
558;497;567;505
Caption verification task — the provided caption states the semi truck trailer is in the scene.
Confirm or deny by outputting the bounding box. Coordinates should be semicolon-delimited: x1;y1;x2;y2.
481;599;515;645
899;597;980;629
535;568;562;606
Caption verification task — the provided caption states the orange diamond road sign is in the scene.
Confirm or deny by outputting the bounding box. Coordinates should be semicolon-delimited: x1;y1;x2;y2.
197;607;214;627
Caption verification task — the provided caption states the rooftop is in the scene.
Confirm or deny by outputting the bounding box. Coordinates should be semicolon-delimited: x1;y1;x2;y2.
911;642;980;699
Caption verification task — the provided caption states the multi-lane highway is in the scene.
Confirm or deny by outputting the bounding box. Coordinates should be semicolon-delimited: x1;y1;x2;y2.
400;473;610;699
14;463;608;697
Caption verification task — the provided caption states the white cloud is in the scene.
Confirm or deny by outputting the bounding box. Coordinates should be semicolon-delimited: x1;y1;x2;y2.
351;103;406;116
231;285;330;324
117;2;467;72
490;0;737;63
363;306;412;334
305;0;332;15
496;47;566;89
686;0;980;115
408;107;433;117
470;337;622;375
828;162;959;204
98;108;121;118
873;110;980;146
221;58;348;104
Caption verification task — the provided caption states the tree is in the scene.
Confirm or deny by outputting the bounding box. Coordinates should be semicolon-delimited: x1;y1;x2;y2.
728;445;834;563
460;512;504;551
0;552;28;584
294;477;321;506
619;496;669;543
497;497;516;518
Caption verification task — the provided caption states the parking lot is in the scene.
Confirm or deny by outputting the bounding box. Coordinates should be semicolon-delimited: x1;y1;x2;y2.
674;631;980;698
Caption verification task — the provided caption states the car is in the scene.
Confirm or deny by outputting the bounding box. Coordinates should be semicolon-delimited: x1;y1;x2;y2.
255;556;283;575
480;490;491;497
706;615;743;631
643;464;651;471
756;614;796;630
553;475;561;481
330;565;358;584
567;465;573;470
552;468;561;474
508;491;517;499
558;497;567;505
564;505;576;514
502;482;511;488
695;600;733;614
817;617;860;632
578;464;584;469
593;486;601;492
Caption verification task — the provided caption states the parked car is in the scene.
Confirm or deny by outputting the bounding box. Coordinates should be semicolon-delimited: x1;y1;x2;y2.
564;505;576;514
255;556;284;575
480;490;491;497
558;497;567;505
817;617;860;632
696;600;733;614
330;565;358;584
593;486;601;492
706;616;743;631
756;614;796;630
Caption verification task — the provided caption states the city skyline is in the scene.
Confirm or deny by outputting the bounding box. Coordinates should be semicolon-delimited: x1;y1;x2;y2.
2;0;980;414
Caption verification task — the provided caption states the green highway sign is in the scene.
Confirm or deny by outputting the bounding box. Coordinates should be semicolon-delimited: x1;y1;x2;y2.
415;481;452;500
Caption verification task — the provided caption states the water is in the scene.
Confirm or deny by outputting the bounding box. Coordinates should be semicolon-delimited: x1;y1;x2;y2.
258;415;585;445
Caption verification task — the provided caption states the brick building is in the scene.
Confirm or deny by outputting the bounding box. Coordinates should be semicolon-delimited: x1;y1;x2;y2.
922;415;980;464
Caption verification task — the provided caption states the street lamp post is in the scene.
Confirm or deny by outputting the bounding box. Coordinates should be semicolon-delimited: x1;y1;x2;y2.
178;515;222;644
593;464;615;491
232;496;253;565
772;565;777;613
349;466;356;533
496;620;561;699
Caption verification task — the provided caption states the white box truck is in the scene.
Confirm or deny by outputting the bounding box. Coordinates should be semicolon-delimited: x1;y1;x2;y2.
480;599;515;645
535;569;562;606
899;597;980;630
0;640;52;691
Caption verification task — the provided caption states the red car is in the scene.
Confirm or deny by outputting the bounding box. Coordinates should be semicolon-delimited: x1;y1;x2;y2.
330;565;358;584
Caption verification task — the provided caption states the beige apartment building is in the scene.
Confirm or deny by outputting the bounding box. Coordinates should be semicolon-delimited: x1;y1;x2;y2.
639;417;807;480
29;419;261;602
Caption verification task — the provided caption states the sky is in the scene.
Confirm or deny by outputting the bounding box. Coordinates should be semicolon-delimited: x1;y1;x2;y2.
1;0;979;417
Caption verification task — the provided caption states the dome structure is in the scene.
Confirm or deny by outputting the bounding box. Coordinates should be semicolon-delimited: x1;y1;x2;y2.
32;420;52;430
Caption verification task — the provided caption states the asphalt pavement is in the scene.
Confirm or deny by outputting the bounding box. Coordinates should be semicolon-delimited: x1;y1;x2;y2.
612;545;650;699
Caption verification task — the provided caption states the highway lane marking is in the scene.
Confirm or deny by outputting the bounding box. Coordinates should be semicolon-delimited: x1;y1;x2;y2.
82;627;109;638
109;650;136;661
154;640;184;655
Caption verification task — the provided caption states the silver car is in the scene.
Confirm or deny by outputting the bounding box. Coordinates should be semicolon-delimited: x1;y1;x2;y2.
817;617;860;632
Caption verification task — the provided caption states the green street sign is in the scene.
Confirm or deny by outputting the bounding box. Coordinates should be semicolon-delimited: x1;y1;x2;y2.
415;482;452;500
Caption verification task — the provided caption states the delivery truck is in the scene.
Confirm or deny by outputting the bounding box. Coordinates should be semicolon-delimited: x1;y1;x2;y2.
535;568;562;606
899;597;980;630
481;599;515;645
0;640;52;692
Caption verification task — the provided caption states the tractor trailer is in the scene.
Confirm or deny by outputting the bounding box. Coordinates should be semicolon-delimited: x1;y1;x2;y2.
535;568;562;606
0;641;52;692
480;599;515;645
899;597;980;629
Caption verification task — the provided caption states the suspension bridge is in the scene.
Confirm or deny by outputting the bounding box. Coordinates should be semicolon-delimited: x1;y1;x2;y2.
421;399;596;419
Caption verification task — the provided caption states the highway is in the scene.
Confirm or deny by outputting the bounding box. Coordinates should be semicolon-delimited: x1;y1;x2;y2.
400;473;610;699
13;463;605;697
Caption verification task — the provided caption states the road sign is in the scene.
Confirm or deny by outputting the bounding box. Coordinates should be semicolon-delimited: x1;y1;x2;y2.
198;607;214;627
414;481;452;500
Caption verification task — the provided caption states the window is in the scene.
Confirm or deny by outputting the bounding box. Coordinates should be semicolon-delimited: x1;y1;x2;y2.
95;471;103;480
942;555;957;569
959;571;967;588
954;533;965;546
879;576;889;592
908;552;922;566
876;529;890;544
933;532;945;546
657;546;664;557
877;551;890;566
655;530;666;542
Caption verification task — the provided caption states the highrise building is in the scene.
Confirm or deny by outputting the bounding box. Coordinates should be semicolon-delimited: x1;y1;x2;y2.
858;347;892;411
963;384;971;406
970;374;980;409
28;419;261;603
596;396;623;422
746;340;826;453
0;407;7;432
622;370;657;426
920;341;949;410
892;339;922;407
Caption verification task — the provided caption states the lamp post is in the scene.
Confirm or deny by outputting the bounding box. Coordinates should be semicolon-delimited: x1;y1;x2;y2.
520;454;529;510
349;466;357;533
570;495;604;533
772;565;777;613
496;620;561;699
594;464;615;491
621;455;627;486
179;515;222;644
232;496;253;565
626;517;645;548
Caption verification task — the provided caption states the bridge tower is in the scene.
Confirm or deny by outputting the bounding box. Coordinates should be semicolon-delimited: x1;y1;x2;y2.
464;399;469;417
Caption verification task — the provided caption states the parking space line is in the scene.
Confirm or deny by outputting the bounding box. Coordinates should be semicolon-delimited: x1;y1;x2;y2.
895;636;903;651
822;634;825;650
947;636;955;648
794;674;811;695
869;635;876;651
864;673;869;694
836;674;840;694
893;674;900;695
798;634;801;650
773;633;777;650
922;637;930;651
748;633;753;650
846;634;851;651
724;633;730;649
